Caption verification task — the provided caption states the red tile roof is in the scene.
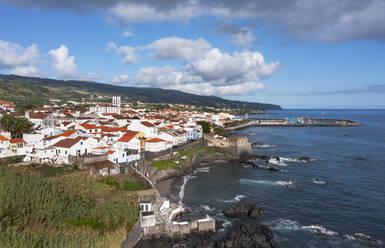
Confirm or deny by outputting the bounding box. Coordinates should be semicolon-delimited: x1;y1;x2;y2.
105;127;127;132
10;138;25;143
117;134;136;143
146;138;165;143
141;121;154;127
80;124;98;130
0;134;9;141
57;130;77;137
53;136;88;148
107;150;115;155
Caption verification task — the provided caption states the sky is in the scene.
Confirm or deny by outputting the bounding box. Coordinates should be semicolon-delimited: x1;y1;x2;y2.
1;0;385;109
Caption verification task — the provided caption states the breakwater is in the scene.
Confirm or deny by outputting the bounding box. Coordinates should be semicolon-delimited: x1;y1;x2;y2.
226;118;361;131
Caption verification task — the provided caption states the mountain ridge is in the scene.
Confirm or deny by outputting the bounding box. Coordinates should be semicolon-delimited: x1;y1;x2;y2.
0;74;281;110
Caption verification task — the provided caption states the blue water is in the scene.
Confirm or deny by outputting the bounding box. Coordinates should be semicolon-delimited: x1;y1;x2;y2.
180;109;385;247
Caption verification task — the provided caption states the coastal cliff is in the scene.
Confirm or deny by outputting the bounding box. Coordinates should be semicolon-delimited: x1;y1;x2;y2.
138;138;252;184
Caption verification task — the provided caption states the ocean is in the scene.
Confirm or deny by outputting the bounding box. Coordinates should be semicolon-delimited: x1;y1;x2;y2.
178;109;385;247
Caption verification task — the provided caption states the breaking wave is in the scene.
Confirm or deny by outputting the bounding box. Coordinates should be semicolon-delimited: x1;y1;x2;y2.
239;179;295;188
267;218;383;245
312;178;326;184
200;205;215;211
220;194;247;203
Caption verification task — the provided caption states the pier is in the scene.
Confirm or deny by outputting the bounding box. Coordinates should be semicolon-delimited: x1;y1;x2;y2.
226;118;361;131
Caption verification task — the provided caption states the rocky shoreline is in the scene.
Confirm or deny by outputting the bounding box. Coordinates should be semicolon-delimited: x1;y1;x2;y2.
135;204;279;248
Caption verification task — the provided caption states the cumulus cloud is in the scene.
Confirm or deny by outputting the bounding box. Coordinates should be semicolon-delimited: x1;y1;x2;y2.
185;48;279;85
0;40;39;69
145;37;211;61
117;46;137;63
105;41;117;52
10;66;42;77
49;45;78;79
49;45;103;80
113;46;278;96
110;73;130;84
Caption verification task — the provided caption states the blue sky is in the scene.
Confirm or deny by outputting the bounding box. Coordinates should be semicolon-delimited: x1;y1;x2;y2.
1;0;385;108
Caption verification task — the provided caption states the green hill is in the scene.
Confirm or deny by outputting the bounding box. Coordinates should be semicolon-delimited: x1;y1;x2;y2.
0;74;281;110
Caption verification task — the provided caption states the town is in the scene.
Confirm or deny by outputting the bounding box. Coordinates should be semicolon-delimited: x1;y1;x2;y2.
0;96;241;170
0;96;252;247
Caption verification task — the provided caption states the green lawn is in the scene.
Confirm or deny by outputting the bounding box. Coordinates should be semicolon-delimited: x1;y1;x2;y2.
179;146;207;157
122;181;148;191
153;159;179;170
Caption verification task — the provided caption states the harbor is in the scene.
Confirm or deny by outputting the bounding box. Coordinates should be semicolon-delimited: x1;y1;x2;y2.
226;117;361;131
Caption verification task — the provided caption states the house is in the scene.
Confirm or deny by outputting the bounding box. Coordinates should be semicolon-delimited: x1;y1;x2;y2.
0;133;10;157
0;100;15;112
128;120;158;137
144;138;171;152
9;138;26;156
107;149;140;164
87;160;119;176
89;96;121;115
52;136;97;164
78;124;102;134
114;132;141;152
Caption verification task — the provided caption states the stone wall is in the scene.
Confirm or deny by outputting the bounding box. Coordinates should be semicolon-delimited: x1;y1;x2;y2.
171;217;215;235
68;154;108;168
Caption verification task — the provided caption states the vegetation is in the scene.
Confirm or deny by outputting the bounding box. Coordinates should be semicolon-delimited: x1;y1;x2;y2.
214;127;230;138
0;166;139;248
224;119;251;128
197;121;211;134
0;114;33;138
0;156;23;166
121;181;148;191
153;159;179;170
0;74;281;110
179;146;207;157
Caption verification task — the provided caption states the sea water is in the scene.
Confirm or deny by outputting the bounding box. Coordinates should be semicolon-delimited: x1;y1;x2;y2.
179;109;385;247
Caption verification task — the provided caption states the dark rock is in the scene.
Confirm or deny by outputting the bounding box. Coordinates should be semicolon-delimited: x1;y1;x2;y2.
135;231;216;248
173;208;191;220
223;204;263;219
267;167;279;172
274;157;280;161
297;156;311;162
216;223;279;248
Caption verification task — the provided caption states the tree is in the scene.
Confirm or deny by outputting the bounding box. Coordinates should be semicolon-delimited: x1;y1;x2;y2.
214;127;229;138
197;121;211;134
0;114;33;138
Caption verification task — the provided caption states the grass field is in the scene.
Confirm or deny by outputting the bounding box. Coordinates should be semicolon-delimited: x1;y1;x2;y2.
0;166;139;248
153;159;179;170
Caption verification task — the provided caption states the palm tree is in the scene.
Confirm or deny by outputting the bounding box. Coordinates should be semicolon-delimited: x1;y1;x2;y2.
0;114;33;138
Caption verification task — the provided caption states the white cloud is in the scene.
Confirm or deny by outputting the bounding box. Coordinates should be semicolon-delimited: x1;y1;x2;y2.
185;48;279;86
122;30;134;37
117;46;137;63
49;45;77;79
0;40;39;69
82;72;104;81
105;41;117;52
49;45;103;80
113;46;277;96
230;27;258;48
110;73;130;84
132;66;183;87
10;66;42;77
145;37;211;61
